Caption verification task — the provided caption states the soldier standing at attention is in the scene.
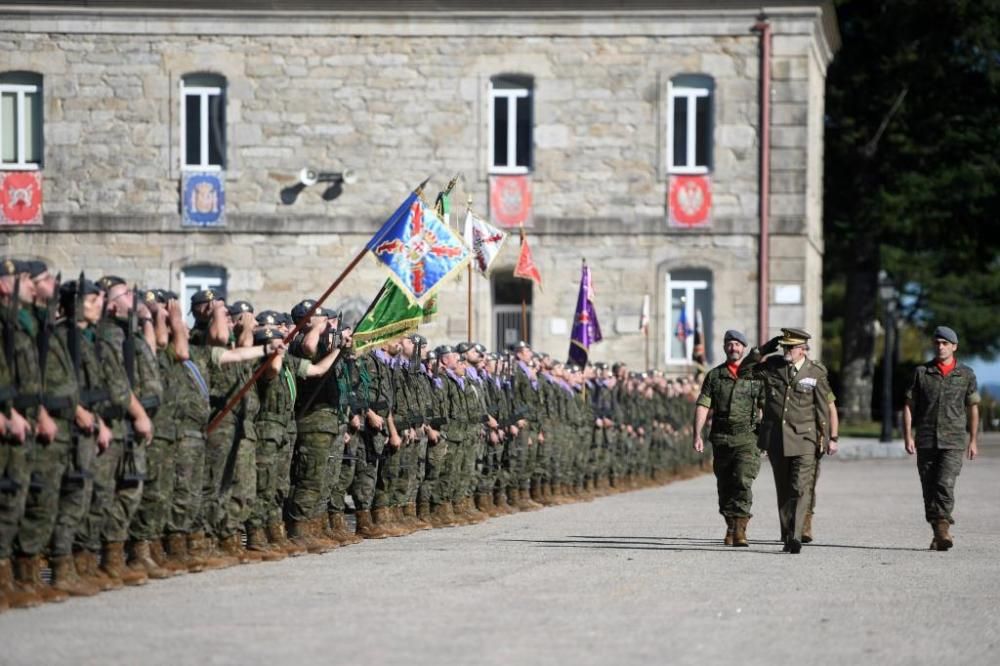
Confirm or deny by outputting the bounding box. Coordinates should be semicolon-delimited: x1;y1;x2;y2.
739;328;838;554
903;326;980;551
694;330;764;547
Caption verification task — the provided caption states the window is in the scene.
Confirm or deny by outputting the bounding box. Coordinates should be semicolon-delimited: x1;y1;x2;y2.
492;270;532;350
181;264;226;327
0;72;43;170
180;73;226;171
667;74;713;174
489;75;533;174
665;268;713;365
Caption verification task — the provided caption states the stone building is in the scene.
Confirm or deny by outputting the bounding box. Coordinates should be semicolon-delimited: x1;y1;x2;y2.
0;1;839;370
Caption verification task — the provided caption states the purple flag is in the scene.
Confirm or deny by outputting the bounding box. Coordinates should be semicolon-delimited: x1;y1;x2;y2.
568;262;603;366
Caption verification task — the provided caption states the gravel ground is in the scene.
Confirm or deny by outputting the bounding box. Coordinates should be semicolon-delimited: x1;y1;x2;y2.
2;443;998;666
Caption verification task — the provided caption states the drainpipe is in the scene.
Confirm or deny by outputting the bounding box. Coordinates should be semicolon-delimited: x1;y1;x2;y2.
752;15;772;344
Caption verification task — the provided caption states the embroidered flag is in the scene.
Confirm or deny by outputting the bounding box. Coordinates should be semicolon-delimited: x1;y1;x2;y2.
568;262;603;366
463;210;508;275
639;294;650;336
353;279;437;353
513;225;542;290
369;193;470;306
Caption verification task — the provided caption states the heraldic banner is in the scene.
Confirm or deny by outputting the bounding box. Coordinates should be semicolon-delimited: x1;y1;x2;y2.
182;171;226;227
368;192;470;307
0;171;43;226
489;174;533;228
667;174;712;229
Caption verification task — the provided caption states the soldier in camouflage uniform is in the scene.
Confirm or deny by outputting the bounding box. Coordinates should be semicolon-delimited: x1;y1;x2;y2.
694;330;764;547
0;259;48;608
903;325;980;551
510;342;543;511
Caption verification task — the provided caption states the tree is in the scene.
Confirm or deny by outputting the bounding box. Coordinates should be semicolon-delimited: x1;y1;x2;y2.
824;0;1000;422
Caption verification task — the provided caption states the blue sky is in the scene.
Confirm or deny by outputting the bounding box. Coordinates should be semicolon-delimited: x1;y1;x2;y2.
969;357;1000;385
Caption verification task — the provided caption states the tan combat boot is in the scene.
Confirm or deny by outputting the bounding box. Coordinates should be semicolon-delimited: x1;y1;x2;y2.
165;533;203;574
733;517;750;547
493;489;512;515
328;513;363;546
74;550;121;591
187;532;236;571
475;493;495;517
356;509;392;539
311;516;341;551
390;506;416;535
50;554;101;597
268;522;307;556
404;502;432;531
246;527;286;562
802;513;814;544
0;557;42;609
428;503;458;528
101;542;147;586
932;520;953;551
373;507;407;537
724;517;735;546
18;554;70;602
288;520;326;554
150;538;187;576
128;540;171;580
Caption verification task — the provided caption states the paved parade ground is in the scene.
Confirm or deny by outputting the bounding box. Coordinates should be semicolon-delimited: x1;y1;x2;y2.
2;439;998;666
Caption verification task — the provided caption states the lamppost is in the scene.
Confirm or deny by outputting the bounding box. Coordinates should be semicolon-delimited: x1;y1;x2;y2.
878;270;899;442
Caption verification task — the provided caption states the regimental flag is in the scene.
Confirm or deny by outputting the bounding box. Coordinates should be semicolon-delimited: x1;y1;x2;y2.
353;279;438;353
640;294;650;336
512;224;542;290
675;305;692;343
464;210;508;275
568;262;603;366
692;308;706;364
368;192;470;306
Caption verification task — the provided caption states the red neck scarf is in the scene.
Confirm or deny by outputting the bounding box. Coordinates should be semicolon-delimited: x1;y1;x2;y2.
727;362;740;379
937;357;957;376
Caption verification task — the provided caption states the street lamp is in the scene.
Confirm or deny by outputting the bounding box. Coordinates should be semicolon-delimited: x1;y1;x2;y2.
878;270;899;442
280;167;359;205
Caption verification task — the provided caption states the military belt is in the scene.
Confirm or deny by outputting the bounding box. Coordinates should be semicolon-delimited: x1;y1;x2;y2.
0;385;16;404
140;395;161;411
101;405;125;421
80;387;111;407
13;393;40;411
43;394;75;414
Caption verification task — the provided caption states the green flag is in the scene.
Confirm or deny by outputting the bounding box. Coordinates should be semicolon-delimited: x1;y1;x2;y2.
353;279;437;353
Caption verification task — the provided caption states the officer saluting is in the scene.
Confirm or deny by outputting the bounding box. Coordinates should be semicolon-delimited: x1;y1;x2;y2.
739;328;838;554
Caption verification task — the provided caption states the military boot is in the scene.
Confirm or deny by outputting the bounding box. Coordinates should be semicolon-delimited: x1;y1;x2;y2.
405;502;433;531
724;517;736;546
373;507;407;537
802;513;814;544
0;557;42;609
355;509;391;539
519;487;542;512
246;527;286;562
218;533;260;564
268;522;307;556
493;489;512;515
165;532;203;574
150;539;187;576
931;520;953;551
50;554;101;597
475;493;494;517
428;503;458;528
74;550;120;591
19;555;69;603
391;506;416;535
461;497;485;524
733;517;750;547
101;542;148;586
187;532;236;571
128;541;172;580
328;512;363;545
311;516;341;551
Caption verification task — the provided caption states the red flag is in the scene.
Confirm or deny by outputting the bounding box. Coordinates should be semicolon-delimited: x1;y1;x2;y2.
513;226;542;290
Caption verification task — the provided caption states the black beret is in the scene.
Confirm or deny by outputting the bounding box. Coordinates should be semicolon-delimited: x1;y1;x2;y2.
514;340;531;351
227;300;254;317
253;327;282;345
59;279;101;298
256;310;281;326
290;300;317;322
190;288;222;305
0;258;28;276
434;344;455;356
97;275;127;291
455;342;473;354
26;260;49;278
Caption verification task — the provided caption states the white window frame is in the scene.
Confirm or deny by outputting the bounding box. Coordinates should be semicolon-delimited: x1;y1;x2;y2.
180;82;224;172
664;275;708;365
0;81;41;171
180;266;226;327
667;81;711;175
489;84;531;175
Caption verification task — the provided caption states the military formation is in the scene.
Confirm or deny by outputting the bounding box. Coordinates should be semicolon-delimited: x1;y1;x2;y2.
0;257;705;612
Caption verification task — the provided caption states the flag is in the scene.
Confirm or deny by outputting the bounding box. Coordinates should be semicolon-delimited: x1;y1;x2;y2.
369;192;470;306
568;262;603;366
435;189;451;227
639;294;650;336
513;225;542;289
353;279;438;353
675;305;692;342
464;210;508;275
692;308;706;364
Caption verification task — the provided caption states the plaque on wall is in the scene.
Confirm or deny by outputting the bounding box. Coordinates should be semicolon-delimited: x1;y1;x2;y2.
489;174;533;229
0;171;43;226
182;171;225;227
667;175;712;228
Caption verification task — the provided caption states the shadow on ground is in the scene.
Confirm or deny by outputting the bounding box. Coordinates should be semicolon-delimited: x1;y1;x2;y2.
499;535;926;554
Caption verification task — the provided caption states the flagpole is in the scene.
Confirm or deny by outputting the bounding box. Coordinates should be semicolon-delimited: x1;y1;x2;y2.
466;194;473;341
206;177;430;434
645;328;650;371
519;223;527;341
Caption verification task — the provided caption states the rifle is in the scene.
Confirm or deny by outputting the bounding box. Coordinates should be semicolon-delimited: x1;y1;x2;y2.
119;285;144;487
